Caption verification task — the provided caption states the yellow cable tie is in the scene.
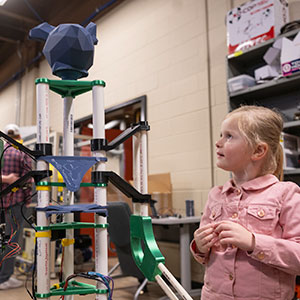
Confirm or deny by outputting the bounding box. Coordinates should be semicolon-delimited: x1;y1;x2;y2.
52;283;60;289
11;187;19;193
12;145;19;150
61;238;75;247
36;186;51;191
35;231;51;238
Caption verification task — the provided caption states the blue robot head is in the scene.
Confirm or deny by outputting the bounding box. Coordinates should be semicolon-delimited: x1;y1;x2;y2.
29;22;98;80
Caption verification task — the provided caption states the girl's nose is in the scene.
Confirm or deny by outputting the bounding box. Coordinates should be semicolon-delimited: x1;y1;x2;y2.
215;139;221;148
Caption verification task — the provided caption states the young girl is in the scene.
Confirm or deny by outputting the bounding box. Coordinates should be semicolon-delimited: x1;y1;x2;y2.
191;105;300;300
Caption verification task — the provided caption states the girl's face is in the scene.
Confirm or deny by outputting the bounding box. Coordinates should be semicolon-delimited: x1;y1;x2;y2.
215;116;253;174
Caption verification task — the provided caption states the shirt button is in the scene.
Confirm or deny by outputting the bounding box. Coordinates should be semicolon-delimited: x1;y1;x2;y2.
257;251;265;260
257;209;265;218
211;211;216;218
229;274;234;280
231;212;238;219
236;189;241;195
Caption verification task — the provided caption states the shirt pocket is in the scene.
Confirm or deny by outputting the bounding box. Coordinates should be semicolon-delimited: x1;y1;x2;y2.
209;204;222;222
246;205;278;234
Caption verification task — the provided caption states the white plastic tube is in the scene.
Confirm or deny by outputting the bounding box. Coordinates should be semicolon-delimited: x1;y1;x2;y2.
132;131;148;216
92;85;108;300
158;263;193;300
36;82;50;300
36;83;50;143
132;134;141;215
63;96;74;300
155;275;179;300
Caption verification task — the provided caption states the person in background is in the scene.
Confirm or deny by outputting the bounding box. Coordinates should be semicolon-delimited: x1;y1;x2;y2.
191;106;300;300
0;124;32;290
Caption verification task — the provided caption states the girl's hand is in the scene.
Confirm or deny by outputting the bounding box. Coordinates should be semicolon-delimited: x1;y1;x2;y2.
214;221;255;252
194;223;218;254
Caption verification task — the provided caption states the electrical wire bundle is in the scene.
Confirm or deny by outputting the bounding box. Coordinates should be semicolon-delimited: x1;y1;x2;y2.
61;271;114;300
0;139;37;298
0;198;22;268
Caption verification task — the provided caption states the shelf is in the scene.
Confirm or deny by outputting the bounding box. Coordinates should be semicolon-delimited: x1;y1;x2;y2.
227;28;300;62
229;73;300;104
284;169;300;175
283;120;300;135
227;28;300;94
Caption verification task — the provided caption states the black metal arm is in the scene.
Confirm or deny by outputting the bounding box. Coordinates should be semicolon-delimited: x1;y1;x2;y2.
0;131;44;160
91;121;150;152
0;170;52;197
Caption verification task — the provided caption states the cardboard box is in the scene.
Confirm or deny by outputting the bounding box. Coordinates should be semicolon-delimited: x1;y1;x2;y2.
128;173;173;216
263;46;281;66
281;32;300;76
255;64;279;80
148;173;173;216
226;0;289;54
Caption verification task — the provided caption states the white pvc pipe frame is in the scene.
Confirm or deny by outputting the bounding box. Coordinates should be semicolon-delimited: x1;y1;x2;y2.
92;85;108;300
63;96;75;300
132;123;192;300
35;83;109;300
36;83;51;300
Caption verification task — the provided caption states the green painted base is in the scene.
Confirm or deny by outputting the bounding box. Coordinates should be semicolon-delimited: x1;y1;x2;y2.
35;280;107;297
36;181;107;187
35;222;108;231
35;78;105;98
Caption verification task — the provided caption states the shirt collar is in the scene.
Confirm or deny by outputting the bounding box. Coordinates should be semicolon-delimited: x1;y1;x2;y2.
221;174;279;194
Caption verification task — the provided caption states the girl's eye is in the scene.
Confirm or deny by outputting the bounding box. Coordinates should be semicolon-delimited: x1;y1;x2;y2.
226;134;232;140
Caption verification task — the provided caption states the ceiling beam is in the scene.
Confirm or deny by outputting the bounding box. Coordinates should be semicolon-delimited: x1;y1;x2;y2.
0;35;19;43
0;8;37;24
4;23;29;33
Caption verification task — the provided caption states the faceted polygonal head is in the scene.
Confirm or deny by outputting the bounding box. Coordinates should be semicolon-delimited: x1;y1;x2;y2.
29;22;98;80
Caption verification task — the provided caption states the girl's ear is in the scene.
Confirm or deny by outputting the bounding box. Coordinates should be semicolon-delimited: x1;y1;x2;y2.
251;143;268;161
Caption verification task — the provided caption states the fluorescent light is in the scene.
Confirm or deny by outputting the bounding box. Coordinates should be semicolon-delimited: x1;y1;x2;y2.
0;0;8;6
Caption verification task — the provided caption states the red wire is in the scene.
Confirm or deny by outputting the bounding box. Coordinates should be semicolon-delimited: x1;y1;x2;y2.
0;205;21;267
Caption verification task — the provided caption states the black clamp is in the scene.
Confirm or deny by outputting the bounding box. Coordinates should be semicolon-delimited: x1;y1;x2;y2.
91;171;108;184
35;143;53;156
90;139;108;152
131;120;150;131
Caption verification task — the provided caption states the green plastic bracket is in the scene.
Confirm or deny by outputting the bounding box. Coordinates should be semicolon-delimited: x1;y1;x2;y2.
35;280;107;297
36;181;107;187
35;222;108;231
130;215;165;282
35;78;106;98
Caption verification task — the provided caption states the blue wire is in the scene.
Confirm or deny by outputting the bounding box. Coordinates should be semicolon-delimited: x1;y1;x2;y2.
23;0;44;22
87;271;113;299
81;0;117;26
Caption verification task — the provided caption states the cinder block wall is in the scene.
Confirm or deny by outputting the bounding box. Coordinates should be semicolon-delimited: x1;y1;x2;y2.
0;0;300;215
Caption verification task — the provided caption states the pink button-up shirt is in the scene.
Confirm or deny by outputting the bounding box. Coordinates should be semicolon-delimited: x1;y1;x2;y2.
191;174;300;300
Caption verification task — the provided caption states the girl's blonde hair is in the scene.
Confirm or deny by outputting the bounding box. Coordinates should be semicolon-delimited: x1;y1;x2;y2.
226;105;284;180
